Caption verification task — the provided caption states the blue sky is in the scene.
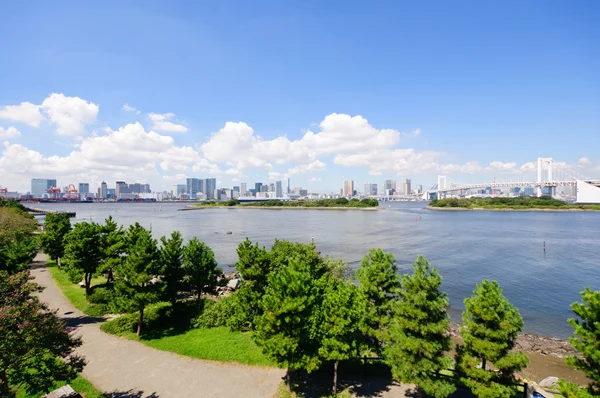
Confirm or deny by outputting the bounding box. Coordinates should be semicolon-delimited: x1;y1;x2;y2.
0;0;598;193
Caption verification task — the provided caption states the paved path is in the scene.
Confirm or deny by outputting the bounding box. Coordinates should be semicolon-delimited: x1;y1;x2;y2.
31;253;285;398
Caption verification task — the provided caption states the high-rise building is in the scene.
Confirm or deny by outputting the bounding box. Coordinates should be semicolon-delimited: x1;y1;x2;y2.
100;181;108;198
287;178;290;194
343;180;354;196
269;183;275;192
364;183;371;196
370;184;378;195
275;180;283;198
172;184;186;198
384;179;396;193
186;178;201;199
402;179;411;195
240;183;247;196
115;181;128;198
78;183;89;194
205;178;216;200
255;182;263;194
233;186;240;193
31;178;57;197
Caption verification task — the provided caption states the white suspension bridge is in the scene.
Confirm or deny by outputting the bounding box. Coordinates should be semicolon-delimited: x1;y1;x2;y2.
426;158;600;203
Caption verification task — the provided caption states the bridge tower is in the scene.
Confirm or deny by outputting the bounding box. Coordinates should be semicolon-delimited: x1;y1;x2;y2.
537;158;553;197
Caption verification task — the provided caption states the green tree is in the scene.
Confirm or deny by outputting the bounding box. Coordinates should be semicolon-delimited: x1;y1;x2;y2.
456;280;529;398
0;207;36;244
0;233;37;274
0;271;85;397
99;216;125;283
255;256;321;393
63;222;103;296
356;248;400;355
316;275;364;394
160;231;184;305
115;225;161;336
385;256;455;398
39;213;71;268
232;239;272;330
559;287;600;396
182;237;219;300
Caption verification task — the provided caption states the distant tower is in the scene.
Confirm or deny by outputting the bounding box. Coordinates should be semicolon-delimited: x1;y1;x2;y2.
287;178;291;194
100;181;108;198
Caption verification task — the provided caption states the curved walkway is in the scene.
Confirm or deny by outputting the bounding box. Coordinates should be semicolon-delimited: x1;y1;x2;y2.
31;253;285;398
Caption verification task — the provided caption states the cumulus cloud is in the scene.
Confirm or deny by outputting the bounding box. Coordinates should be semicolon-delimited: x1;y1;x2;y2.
578;157;591;165
335;149;440;176
41;93;99;136
308;177;322;183
0;126;21;139
148;113;188;133
488;161;517;172
288;160;326;175
0;102;44;126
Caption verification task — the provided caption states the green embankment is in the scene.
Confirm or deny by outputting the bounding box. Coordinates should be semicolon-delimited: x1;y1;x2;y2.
102;324;275;367
47;261;110;316
16;376;103;398
429;196;600;210
194;198;379;208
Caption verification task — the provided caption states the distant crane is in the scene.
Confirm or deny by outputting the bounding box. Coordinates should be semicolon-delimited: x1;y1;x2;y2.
66;184;78;200
47;186;61;199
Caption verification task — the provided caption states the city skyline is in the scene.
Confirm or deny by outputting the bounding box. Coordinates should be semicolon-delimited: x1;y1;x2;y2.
0;2;598;193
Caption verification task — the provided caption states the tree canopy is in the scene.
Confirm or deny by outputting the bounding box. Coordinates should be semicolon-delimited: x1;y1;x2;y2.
39;213;71;267
385;256;455;398
63;222;104;296
456;280;529;398
182;237;220;300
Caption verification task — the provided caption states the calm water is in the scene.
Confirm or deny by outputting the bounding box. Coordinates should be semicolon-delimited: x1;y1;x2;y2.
34;201;600;338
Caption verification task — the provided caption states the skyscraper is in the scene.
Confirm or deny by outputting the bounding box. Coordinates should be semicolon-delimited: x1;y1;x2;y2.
115;181;128;198
31;178;57;197
255;182;263;194
205;178;216;200
343;180;354;196
370;184;378;195
186;178;201;199
78;183;89;195
402;179;412;195
384;179;396;193
101;181;108;198
240;182;247;196
287;178;290;194
275;180;282;198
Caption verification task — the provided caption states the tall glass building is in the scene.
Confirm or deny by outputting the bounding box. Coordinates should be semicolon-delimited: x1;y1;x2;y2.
31;178;57;197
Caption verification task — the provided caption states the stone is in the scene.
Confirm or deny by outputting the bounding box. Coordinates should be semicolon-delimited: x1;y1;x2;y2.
539;376;559;388
43;385;81;398
227;278;240;290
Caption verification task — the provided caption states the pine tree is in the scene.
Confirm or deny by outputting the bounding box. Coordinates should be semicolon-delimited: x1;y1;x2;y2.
160;231;184;305
255;256;321;393
99;216;125;283
356;248;400;355
182;237;219;300
39;213;71;268
456;280;529;398
115;225;160;336
316;275;364;395
385;256;455;398
559;287;600;396
63;222;103;296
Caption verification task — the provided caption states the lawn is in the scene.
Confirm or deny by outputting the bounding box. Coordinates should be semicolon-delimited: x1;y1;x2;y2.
16;375;103;398
47;261;109;315
112;326;276;367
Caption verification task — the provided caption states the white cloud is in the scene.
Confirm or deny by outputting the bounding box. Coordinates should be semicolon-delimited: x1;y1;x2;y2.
288;160;326;175
122;104;141;115
148;113;188;133
0;102;44;126
308;177;321;183
335;149;440;176
41;93;99;136
0;126;21;139
268;171;288;181
578;157;591;165
488;161;516;172
403;128;421;138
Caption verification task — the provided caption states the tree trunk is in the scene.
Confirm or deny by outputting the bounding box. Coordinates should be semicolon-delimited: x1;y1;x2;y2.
107;269;113;283
85;273;92;297
482;358;486;371
0;369;11;398
286;367;291;393
57;256;62;270
333;360;339;395
137;305;144;337
418;386;423;398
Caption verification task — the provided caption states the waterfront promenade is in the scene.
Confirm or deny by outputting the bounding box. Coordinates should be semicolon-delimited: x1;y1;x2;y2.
31;253;285;398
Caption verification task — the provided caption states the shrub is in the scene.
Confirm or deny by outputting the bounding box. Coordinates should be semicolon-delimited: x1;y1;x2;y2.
88;287;112;304
101;313;137;334
193;297;237;329
86;303;110;316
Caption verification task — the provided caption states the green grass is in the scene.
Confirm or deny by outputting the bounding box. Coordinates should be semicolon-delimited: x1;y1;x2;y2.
429;196;600;210
47;261;109;315
16;375;103;398
112;326;276;367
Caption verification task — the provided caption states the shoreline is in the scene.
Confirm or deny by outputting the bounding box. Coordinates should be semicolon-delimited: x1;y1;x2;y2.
181;205;381;211
448;323;575;359
426;206;600;212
